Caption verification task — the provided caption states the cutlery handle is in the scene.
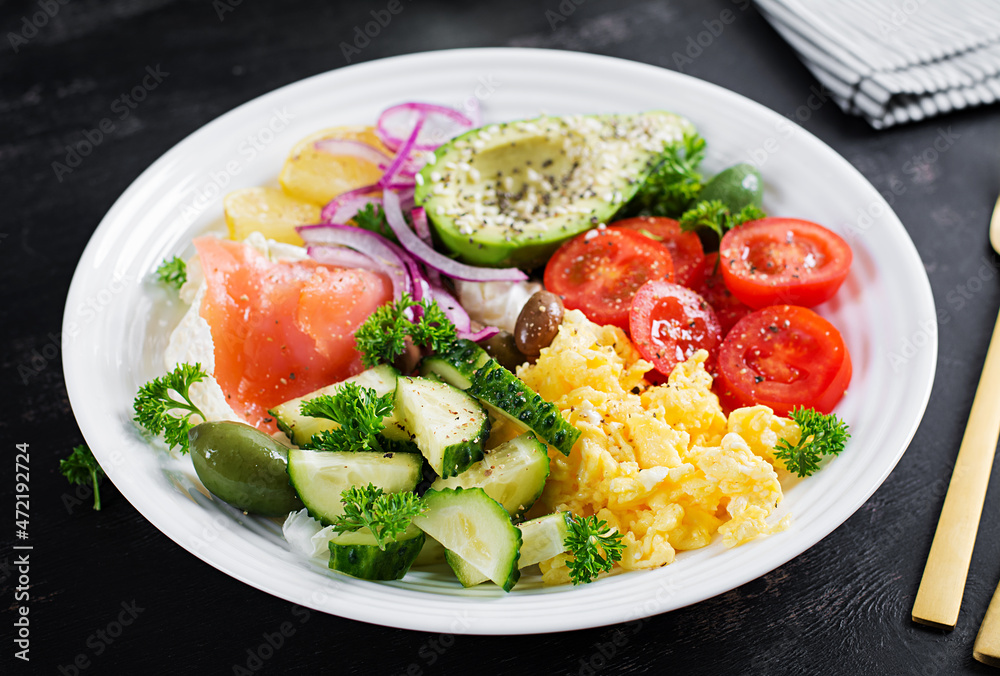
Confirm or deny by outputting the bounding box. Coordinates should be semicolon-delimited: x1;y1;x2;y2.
912;308;1000;629
975;579;1000;666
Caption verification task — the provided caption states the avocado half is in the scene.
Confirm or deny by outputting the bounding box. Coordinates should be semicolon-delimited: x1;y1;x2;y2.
414;111;695;269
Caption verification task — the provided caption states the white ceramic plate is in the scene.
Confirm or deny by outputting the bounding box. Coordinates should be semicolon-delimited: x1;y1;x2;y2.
63;48;936;635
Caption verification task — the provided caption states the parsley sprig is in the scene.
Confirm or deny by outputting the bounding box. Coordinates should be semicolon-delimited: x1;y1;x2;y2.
133;363;208;454
354;293;457;368
679;200;767;239
156;256;187;290
352;203;397;243
60;445;105;510
333;484;426;550
624;131;706;217
564;514;625;585
774;408;851;477
300;383;393;453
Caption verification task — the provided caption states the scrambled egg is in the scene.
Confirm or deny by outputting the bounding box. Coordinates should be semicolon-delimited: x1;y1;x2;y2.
517;310;797;584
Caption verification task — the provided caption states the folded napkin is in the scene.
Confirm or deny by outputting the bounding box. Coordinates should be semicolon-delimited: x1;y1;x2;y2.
755;0;1000;128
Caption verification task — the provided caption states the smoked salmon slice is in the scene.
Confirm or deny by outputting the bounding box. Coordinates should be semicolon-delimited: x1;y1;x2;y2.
194;236;391;432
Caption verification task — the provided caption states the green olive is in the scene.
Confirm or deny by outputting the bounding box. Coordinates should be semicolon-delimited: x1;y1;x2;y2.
189;421;303;516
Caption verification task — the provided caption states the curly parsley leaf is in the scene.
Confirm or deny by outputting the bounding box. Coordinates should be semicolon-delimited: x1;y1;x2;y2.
352;203;398;243
133;363;208;454
60;445;105;510
731;204;767;227
774;408;851;477
624;131;706;218
410;297;459;354
300;383;393;453
156;256;187;290
563;514;625;585
333;484;426;550
679;200;767;238
354;293;457;368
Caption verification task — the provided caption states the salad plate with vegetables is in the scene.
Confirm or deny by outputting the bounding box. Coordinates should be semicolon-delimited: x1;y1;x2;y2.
64;48;936;634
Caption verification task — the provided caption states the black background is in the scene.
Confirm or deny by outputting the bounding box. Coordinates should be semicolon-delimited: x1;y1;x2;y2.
3;0;1000;674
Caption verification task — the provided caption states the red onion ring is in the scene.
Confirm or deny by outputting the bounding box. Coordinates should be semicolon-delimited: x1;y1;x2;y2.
375;102;475;153
313;139;393;167
320;184;382;224
297;223;411;301
382;191;527;283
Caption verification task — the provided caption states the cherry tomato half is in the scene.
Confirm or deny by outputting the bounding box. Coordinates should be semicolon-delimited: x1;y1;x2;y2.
544;227;674;330
719;218;852;309
629;280;722;377
695;253;752;335
716;305;852;416
613;217;706;288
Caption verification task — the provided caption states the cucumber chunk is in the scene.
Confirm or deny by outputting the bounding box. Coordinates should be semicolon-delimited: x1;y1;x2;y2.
412;487;521;592
286;449;423;525
431;431;549;519
394;376;490;479
328;524;425;581
467;359;580;456
269;364;408;445
419;339;491;390
447;512;572;587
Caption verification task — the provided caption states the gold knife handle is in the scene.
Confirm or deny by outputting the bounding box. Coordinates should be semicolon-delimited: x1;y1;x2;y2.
912;307;1000;629
975;580;1000;666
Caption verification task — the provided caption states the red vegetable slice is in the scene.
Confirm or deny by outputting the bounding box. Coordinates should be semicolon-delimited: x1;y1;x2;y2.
629;280;722;377
695;253;752;335
719;218;852;309
614;216;706;288
544;227;675;331
715;305;852;416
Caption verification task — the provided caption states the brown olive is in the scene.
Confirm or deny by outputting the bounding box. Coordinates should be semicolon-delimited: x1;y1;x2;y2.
480;330;529;370
515;290;564;357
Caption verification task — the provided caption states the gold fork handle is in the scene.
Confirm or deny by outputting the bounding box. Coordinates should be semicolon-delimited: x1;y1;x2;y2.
912;307;1000;629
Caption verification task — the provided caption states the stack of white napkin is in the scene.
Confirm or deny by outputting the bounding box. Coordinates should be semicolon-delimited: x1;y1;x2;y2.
754;0;1000;128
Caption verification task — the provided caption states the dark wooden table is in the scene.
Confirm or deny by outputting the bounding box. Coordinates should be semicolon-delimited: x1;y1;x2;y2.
3;0;999;673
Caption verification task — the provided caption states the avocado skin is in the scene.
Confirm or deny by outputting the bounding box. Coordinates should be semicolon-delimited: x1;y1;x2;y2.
415;111;695;270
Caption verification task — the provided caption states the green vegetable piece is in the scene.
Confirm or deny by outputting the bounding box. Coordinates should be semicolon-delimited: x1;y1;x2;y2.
774;408;851;477
564;513;625;585
467;359;581;456
419;338;491;390
333;484;427;550
133;362;208;454
189;421;303;516
155;256;187;290
299;383;393;454
699;163;763;213
60;445;105;511
328;525;424;581
417;112;697;268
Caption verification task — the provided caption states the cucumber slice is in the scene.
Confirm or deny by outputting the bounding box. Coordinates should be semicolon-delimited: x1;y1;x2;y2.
286;449;423;525
431;431;549;519
413;535;447;566
412;487;521;592
269;364;408;445
447;512;572;587
394;376;490;479
328;524;425;581
419;339;490;390
467;359;581;456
